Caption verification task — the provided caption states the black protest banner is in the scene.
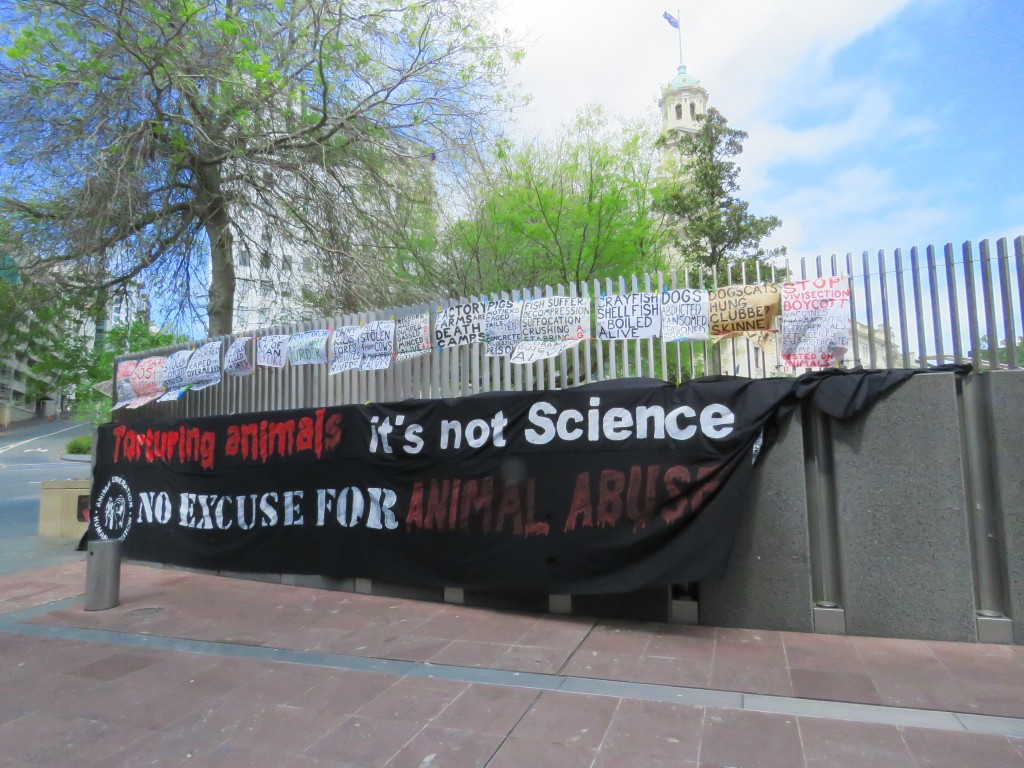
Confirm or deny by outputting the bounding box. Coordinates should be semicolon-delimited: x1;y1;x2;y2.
90;369;928;594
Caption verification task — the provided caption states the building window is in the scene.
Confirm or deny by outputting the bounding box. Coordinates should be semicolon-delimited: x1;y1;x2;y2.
282;252;292;272
690;102;696;119
674;104;683;120
238;249;250;268
260;280;273;297
261;250;272;270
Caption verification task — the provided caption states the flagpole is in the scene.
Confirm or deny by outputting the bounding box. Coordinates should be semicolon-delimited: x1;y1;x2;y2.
677;8;683;66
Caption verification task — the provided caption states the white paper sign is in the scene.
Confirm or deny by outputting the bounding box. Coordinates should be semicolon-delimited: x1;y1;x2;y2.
484;300;523;358
129;356;167;397
660;288;710;341
395;314;431;361
184;341;222;386
113;360;139;408
358;320;394;370
224;337;253;376
781;277;852;368
596;292;660;340
435;302;486;348
161;349;195;389
329;326;361;375
288;329;330;366
512;296;590;364
257;335;290;368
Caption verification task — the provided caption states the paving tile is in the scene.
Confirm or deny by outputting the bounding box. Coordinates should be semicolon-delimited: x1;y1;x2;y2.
798;716;915;767
515;616;594;649
304;715;424;767
13;718;152;766
432;683;539;736
699;708;804;768
710;640;794;697
512;690;619;749
383;725;504;768
355;676;467;724
289;669;398;715
229;665;330;706
871;669;972;711
789;667;882;705
957;679;1024;719
428;639;512;668
782;632;867;674
633;654;713;688
645;629;717;663
218;704;347;756
69;651;161;684
486;735;597;768
457;613;540;644
716;627;783;645
493;643;572;675
601;698;703;762
900;726;1024;768
579;622;653;654
559;649;643;680
593;748;695;768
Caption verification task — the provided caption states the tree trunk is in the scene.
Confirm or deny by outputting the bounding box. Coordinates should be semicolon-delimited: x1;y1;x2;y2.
198;165;236;336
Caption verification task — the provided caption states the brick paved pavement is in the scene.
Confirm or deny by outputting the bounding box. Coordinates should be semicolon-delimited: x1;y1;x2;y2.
1;559;1022;767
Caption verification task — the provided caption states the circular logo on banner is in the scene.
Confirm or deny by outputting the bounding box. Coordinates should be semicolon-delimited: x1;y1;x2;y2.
92;476;134;541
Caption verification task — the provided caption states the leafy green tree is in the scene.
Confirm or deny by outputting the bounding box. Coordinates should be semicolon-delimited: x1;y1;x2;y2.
74;317;186;423
435;106;669;295
1;0;520;334
655;107;785;275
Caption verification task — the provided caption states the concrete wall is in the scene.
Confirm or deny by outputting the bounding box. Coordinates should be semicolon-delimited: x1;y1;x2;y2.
700;410;814;632
986;371;1024;644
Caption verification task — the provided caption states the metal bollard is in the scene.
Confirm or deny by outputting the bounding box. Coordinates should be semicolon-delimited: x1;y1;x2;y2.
84;539;122;611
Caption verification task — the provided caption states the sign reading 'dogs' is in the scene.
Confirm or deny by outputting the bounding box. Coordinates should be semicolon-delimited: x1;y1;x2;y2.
90;369;923;594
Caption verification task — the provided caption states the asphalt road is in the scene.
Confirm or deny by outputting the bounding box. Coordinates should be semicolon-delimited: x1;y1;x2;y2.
0;417;93;575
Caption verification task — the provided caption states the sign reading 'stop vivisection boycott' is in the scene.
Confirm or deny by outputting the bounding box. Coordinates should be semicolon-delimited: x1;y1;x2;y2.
90;369;923;594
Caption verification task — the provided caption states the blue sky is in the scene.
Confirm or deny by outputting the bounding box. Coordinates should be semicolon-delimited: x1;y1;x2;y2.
494;0;1023;262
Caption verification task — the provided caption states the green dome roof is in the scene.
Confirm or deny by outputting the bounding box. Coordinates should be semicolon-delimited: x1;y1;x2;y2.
670;64;700;89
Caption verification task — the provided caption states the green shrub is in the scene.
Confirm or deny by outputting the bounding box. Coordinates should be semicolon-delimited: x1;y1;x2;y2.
65;435;92;455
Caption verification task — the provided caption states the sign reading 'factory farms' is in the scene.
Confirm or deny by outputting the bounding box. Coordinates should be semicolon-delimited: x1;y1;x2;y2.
91;370;918;594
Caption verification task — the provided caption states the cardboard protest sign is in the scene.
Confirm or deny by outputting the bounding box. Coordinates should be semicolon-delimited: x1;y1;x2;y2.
129;357;167;397
288;330;330;366
358;320;394;370
435;302;486;348
596;292;660;340
661;288;710;341
781;277;851;368
512;297;590;364
161;350;194;389
329;326;361;375
395;314;432;361
708;284;781;339
257;335;290;368
184;341;223;389
224;338;253;377
113;361;139;409
484;300;522;358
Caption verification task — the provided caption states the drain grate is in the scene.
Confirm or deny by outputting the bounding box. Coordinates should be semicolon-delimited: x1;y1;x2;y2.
127;607;163;617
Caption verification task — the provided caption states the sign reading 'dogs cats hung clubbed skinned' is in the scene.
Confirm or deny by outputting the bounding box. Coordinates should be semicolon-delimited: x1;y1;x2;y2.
90;368;928;594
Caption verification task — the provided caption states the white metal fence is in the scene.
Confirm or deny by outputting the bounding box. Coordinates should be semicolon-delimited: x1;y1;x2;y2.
112;235;1024;423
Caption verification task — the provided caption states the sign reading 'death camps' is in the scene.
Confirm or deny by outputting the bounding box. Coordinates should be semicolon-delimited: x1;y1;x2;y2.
596;292;661;340
184;341;223;391
157;349;195;402
511;296;590;364
436;302;486;348
112;361;139;410
661;289;710;341
224;338;253;377
288;330;330;367
709;284;781;338
257;335;290;368
90;369;925;593
781;277;852;369
484;300;522;358
395;314;432;361
329;326;361;375
358;320;395;370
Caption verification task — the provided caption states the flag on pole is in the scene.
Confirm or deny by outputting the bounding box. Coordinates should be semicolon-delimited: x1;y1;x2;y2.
663;11;680;29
